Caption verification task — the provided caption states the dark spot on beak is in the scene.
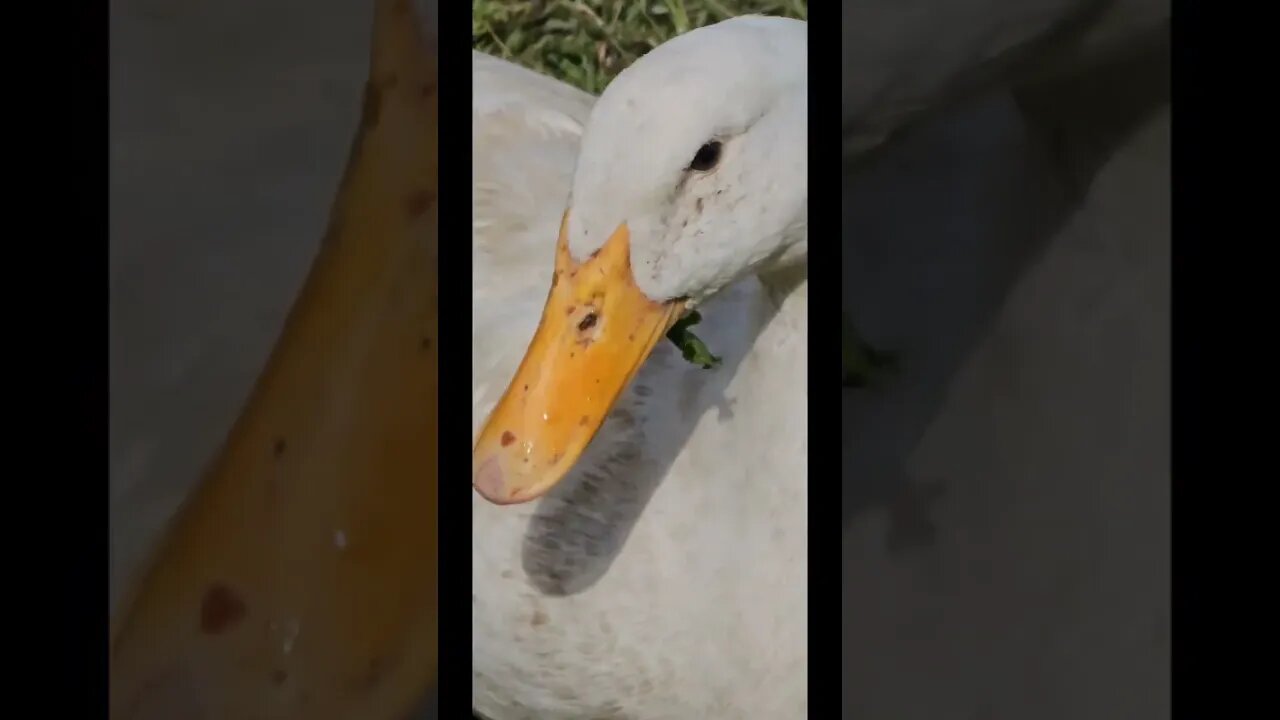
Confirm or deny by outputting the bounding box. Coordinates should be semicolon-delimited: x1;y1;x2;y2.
566;305;576;316
579;415;590;426
577;312;598;332
500;431;516;447
200;583;247;635
403;189;436;218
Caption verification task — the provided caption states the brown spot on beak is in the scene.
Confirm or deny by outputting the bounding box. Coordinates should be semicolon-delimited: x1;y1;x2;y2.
403;189;436;218
500;431;516;447
200;583;247;635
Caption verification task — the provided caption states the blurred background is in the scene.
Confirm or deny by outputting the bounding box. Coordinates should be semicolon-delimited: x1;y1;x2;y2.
838;84;1169;719
110;0;371;610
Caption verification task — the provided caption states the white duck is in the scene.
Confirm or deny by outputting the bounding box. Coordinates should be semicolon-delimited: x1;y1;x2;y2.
471;16;807;720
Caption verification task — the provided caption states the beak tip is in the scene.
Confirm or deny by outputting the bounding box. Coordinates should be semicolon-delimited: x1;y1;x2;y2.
473;455;509;503
473;455;546;505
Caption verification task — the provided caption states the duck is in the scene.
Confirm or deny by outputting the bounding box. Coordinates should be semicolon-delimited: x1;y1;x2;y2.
470;15;808;720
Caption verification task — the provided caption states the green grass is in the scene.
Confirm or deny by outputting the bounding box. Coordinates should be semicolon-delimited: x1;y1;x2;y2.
473;0;807;94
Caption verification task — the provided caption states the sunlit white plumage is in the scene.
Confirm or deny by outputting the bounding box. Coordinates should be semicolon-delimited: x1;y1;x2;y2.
471;16;807;720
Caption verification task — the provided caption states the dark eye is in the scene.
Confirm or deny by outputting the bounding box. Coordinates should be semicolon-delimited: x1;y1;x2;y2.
689;141;722;172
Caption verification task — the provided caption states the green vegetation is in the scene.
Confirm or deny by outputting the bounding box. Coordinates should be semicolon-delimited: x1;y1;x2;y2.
473;0;808;93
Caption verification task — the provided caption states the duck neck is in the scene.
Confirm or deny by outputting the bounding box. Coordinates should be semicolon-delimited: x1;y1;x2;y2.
757;262;808;317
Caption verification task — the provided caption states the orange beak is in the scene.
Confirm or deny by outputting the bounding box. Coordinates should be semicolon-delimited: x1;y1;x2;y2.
473;215;684;504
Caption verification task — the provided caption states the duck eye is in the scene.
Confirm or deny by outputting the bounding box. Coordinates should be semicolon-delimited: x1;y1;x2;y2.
689;141;722;172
